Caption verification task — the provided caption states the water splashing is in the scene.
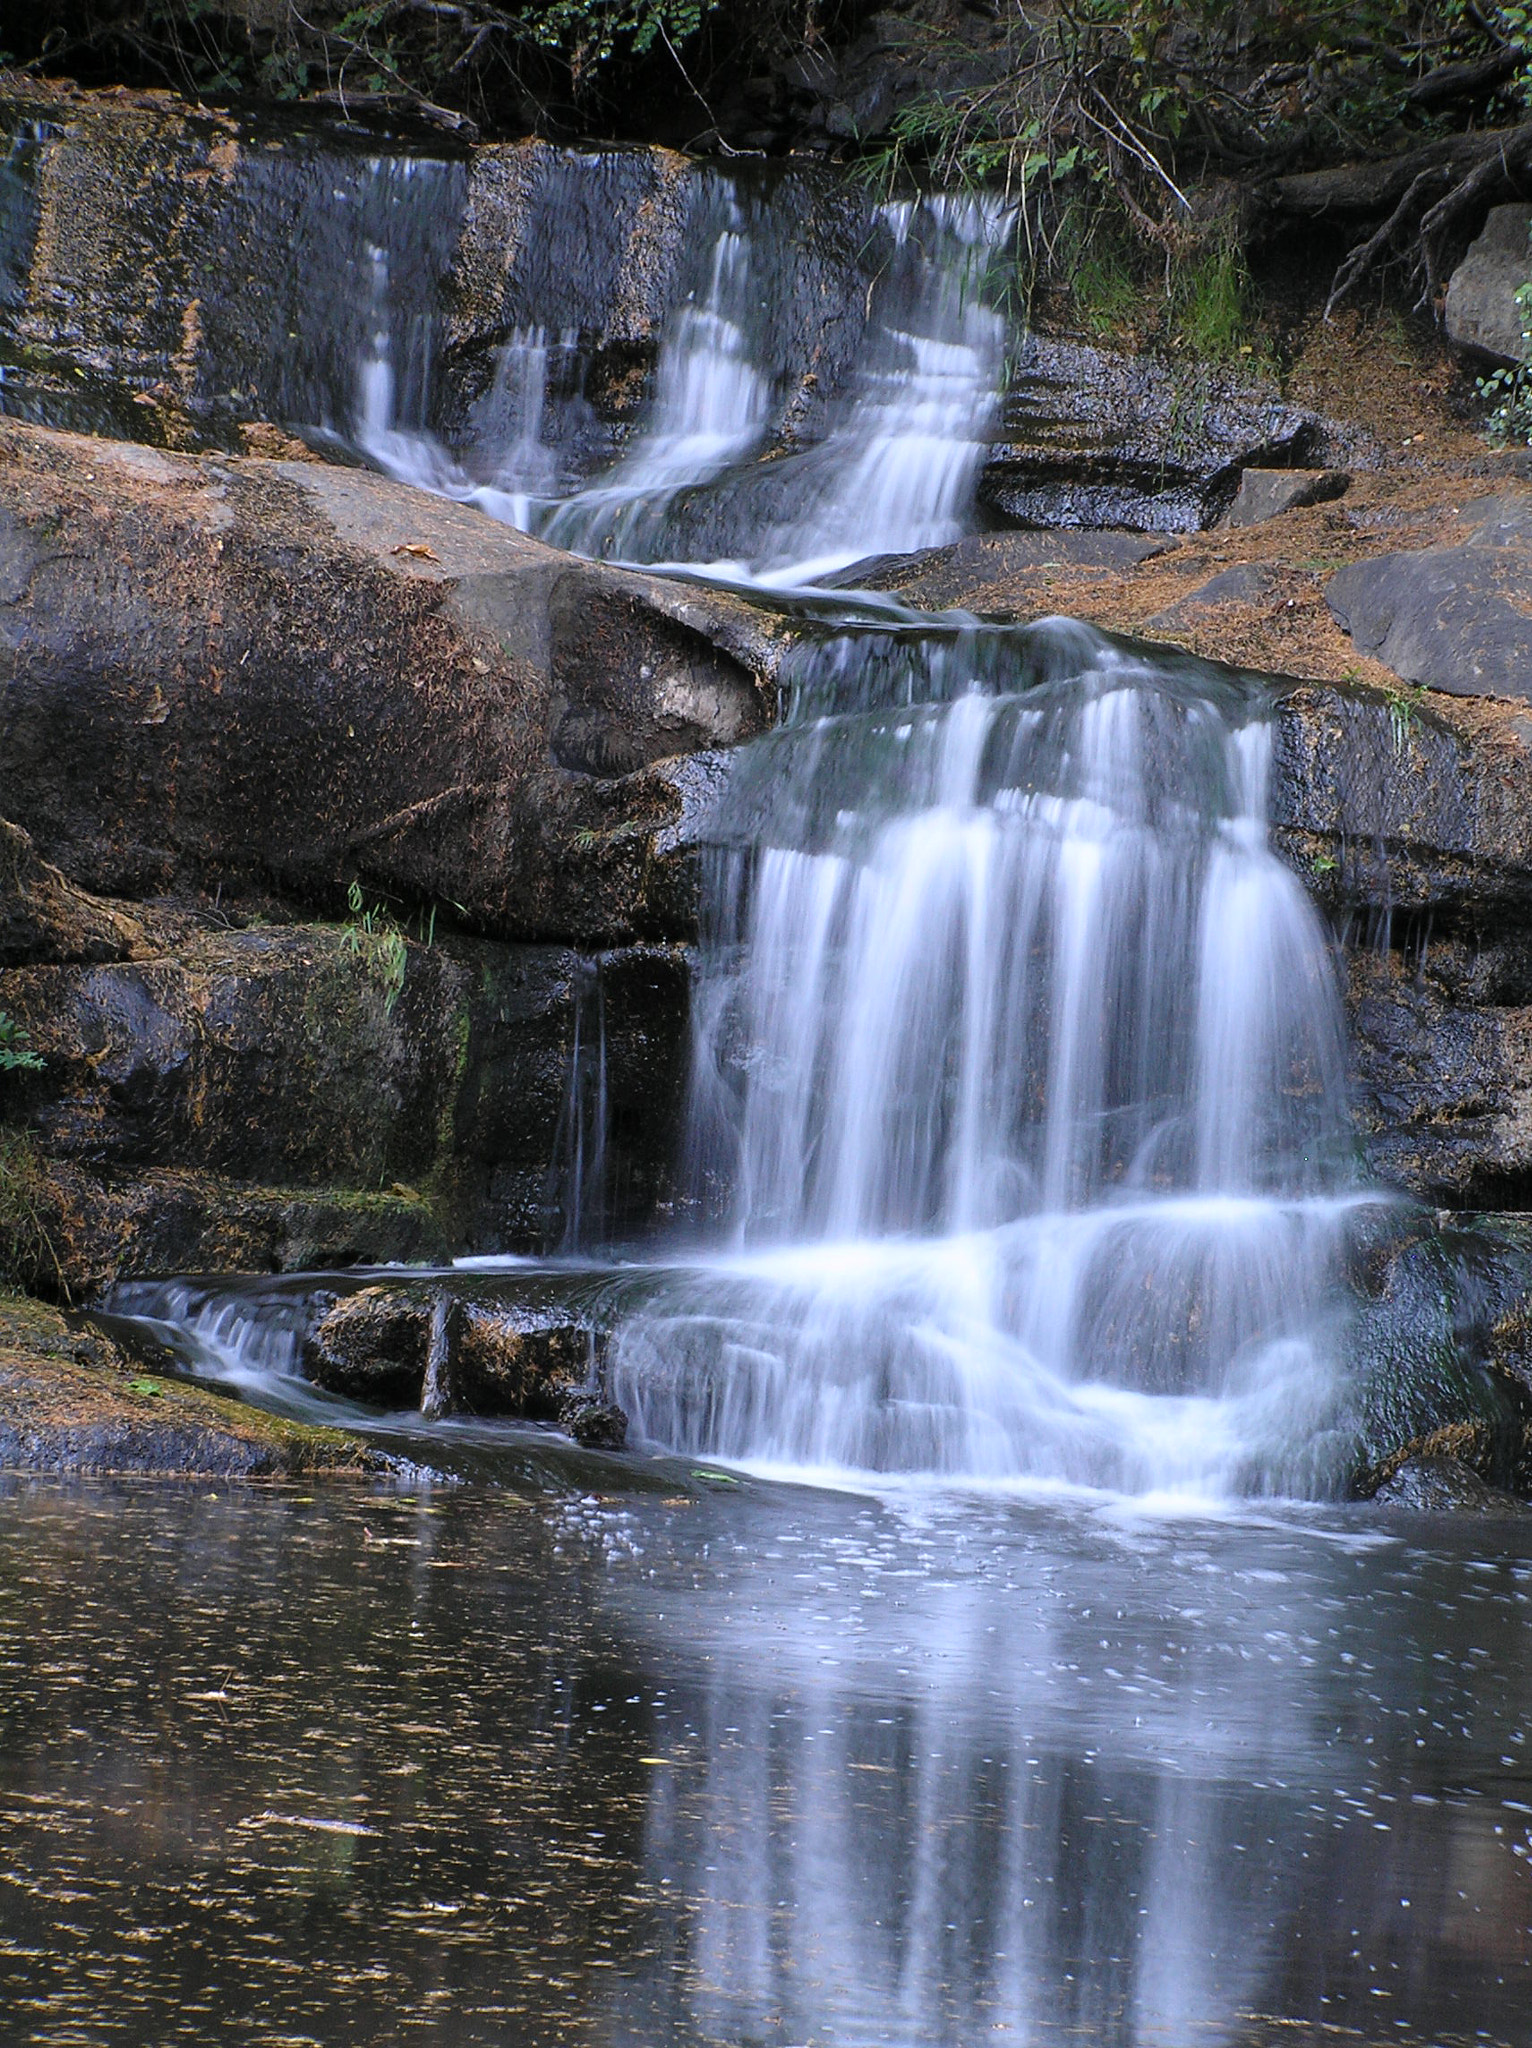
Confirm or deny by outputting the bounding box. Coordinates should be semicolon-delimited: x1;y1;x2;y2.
607;620;1369;1495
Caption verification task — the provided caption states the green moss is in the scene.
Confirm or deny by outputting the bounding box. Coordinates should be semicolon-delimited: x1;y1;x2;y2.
0;1285;391;1477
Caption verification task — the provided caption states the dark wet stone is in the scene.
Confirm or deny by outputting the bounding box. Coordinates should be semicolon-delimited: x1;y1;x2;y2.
559;1392;629;1450
1220;468;1349;528
979;338;1340;534
1340;1215;1532;1498
300;1282;601;1417
1372;1451;1532;1512
0;892;692;1288
1326;491;1532;700
1341;948;1532;1207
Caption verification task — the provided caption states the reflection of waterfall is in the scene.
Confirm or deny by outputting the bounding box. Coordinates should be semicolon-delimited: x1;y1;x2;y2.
588;1495;1398;2048
609;619;1370;1494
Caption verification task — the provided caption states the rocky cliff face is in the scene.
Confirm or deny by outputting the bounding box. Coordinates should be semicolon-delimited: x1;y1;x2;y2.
0;418;768;1291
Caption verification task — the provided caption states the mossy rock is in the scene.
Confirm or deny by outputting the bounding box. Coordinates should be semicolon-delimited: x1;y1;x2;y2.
1339;1214;1532;1498
0;1287;387;1477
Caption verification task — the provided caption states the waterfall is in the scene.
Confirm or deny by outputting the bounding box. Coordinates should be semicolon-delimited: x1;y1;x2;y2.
539;189;771;560
120;146;1381;1499
351;176;1009;579
607;619;1368;1495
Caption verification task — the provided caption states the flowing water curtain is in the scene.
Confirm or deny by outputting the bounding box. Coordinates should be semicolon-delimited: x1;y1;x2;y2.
348;167;1016;576
612;623;1369;1491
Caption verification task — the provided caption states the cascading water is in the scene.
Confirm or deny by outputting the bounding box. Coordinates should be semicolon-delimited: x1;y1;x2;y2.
353;177;1009;581
605;617;1372;1495
104;147;1383;1501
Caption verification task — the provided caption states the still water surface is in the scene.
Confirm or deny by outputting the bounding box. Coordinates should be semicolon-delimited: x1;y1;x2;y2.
2;1459;1530;2046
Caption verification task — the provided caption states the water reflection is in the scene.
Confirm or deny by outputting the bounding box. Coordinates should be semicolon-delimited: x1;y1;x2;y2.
0;1475;1529;2045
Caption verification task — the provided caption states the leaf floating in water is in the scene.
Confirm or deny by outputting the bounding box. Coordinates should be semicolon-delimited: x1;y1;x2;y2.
247;1811;377;1837
689;1468;740;1487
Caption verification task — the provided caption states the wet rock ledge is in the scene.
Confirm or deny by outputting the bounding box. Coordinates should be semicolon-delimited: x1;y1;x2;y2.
0;1289;387;1476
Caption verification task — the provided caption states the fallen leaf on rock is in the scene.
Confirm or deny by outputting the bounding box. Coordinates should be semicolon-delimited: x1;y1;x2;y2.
391;542;440;561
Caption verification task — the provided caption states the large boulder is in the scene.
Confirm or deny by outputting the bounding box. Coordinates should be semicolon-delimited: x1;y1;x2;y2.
1325;491;1532;700
1444;203;1532;365
0;419;773;944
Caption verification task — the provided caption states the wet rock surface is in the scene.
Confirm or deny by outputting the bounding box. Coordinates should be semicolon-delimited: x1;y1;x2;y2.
1372;1451;1532;1512
0;86;881;476
1342;1214;1532;1500
978;338;1345;534
0;896;690;1292
300;1277;610;1430
0;1287;381;1475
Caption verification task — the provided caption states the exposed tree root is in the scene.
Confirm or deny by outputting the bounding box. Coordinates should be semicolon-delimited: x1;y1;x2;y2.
1262;121;1532;319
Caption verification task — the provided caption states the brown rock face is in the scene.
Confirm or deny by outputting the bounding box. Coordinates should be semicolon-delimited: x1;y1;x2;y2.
301;1281;599;1417
0;421;774;946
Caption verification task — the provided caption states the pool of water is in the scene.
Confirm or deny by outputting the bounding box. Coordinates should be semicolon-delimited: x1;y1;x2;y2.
2;1456;1530;2046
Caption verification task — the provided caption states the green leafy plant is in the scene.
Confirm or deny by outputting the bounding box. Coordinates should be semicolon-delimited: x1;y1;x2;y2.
1477;231;1532;447
16;0;718;133
0;1011;43;1075
1173;243;1255;363
1384;682;1427;752
342;881;408;1012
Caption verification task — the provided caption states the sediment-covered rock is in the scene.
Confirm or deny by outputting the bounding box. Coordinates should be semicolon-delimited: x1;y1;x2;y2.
1372;1451;1532;1512
0;1286;383;1474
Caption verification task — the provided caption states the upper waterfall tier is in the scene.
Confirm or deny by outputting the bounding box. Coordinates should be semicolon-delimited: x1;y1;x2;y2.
350;168;1010;580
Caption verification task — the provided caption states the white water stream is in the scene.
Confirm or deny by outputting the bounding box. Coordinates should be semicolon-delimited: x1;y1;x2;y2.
355;182;1007;582
607;623;1369;1495
126;160;1379;1499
